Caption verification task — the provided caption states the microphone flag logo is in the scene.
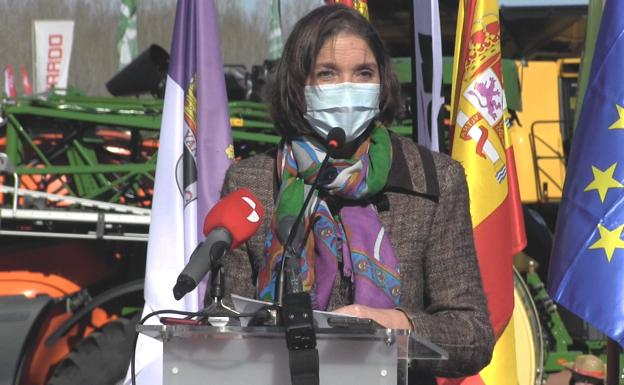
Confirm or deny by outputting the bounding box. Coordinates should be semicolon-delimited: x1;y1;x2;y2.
242;196;260;223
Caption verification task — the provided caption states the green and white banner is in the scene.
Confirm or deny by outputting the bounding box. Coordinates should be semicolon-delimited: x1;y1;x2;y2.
117;0;139;69
268;0;283;60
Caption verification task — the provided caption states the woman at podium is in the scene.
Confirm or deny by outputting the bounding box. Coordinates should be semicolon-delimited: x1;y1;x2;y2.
218;4;494;381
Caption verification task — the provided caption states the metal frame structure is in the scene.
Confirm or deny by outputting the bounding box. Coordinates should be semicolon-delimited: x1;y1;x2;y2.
0;91;293;241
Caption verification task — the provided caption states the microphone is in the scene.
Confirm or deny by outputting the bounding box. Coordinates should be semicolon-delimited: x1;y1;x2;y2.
326;126;346;158
275;127;345;304
172;188;264;300
275;127;345;248
275;128;346;383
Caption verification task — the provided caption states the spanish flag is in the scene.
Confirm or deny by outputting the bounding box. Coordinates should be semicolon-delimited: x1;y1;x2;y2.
442;0;527;383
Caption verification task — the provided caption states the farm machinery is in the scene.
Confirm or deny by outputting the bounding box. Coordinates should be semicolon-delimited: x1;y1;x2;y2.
0;86;284;384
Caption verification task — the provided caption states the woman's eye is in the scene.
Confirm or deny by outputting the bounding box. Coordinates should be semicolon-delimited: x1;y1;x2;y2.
357;70;374;79
316;70;335;79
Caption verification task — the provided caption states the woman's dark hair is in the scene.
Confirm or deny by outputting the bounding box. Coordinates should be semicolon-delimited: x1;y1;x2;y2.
266;4;400;138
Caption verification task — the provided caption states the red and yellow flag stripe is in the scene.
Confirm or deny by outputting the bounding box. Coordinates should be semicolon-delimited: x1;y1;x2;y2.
443;0;527;383
451;0;525;339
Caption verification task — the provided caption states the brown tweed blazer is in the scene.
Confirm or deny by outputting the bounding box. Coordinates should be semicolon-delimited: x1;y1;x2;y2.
218;134;494;381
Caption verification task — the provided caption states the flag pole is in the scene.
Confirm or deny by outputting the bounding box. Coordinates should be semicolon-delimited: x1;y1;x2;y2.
607;338;620;385
409;0;418;143
573;0;603;134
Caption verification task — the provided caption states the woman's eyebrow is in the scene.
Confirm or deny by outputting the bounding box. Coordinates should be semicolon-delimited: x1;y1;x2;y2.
354;62;378;71
314;61;339;70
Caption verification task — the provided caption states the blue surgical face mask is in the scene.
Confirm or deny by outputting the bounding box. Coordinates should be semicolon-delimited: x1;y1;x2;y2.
304;82;380;143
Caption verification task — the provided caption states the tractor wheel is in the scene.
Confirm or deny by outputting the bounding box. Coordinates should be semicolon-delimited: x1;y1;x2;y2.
47;316;138;385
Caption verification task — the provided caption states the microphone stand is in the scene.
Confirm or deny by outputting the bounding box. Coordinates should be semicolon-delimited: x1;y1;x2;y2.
276;152;332;305
203;244;240;325
276;127;344;306
274;154;332;385
274;127;344;385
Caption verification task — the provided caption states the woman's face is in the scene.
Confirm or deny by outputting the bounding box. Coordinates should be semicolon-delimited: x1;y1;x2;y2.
307;32;380;86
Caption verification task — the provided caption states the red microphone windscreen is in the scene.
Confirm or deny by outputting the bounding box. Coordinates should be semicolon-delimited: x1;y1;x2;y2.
202;188;264;249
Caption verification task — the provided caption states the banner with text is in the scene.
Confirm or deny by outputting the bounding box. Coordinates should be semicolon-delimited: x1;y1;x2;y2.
33;20;74;93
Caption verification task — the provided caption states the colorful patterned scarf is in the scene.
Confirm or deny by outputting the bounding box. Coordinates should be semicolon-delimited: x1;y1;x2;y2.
257;126;401;310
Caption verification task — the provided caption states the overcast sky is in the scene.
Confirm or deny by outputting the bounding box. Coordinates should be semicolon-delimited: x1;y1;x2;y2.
0;0;323;95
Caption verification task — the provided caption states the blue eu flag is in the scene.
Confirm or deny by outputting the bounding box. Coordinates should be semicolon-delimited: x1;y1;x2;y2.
548;0;624;347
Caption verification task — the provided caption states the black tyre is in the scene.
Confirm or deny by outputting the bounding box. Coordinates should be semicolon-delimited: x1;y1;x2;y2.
47;316;138;385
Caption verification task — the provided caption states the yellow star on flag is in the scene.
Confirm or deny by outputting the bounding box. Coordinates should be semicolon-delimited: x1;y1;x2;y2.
609;104;624;130
584;163;624;202
589;223;624;262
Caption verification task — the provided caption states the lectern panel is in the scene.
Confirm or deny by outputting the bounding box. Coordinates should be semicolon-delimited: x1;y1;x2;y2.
138;324;447;385
163;333;397;385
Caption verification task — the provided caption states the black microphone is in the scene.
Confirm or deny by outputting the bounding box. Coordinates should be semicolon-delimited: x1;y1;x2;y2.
275;128;345;385
275;127;345;249
173;230;232;301
326;126;346;158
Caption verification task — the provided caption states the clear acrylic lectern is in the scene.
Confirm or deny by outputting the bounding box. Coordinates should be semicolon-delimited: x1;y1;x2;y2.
139;324;448;385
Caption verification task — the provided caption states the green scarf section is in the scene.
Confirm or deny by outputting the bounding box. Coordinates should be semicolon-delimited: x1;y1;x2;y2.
276;125;392;220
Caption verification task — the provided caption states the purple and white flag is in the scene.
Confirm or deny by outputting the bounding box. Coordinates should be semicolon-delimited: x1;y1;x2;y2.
126;0;233;383
413;0;443;151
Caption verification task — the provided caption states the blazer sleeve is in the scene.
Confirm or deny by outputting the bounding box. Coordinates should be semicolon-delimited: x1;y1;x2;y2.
407;160;495;377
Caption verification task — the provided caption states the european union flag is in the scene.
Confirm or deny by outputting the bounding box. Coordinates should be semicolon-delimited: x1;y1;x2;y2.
548;0;624;347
